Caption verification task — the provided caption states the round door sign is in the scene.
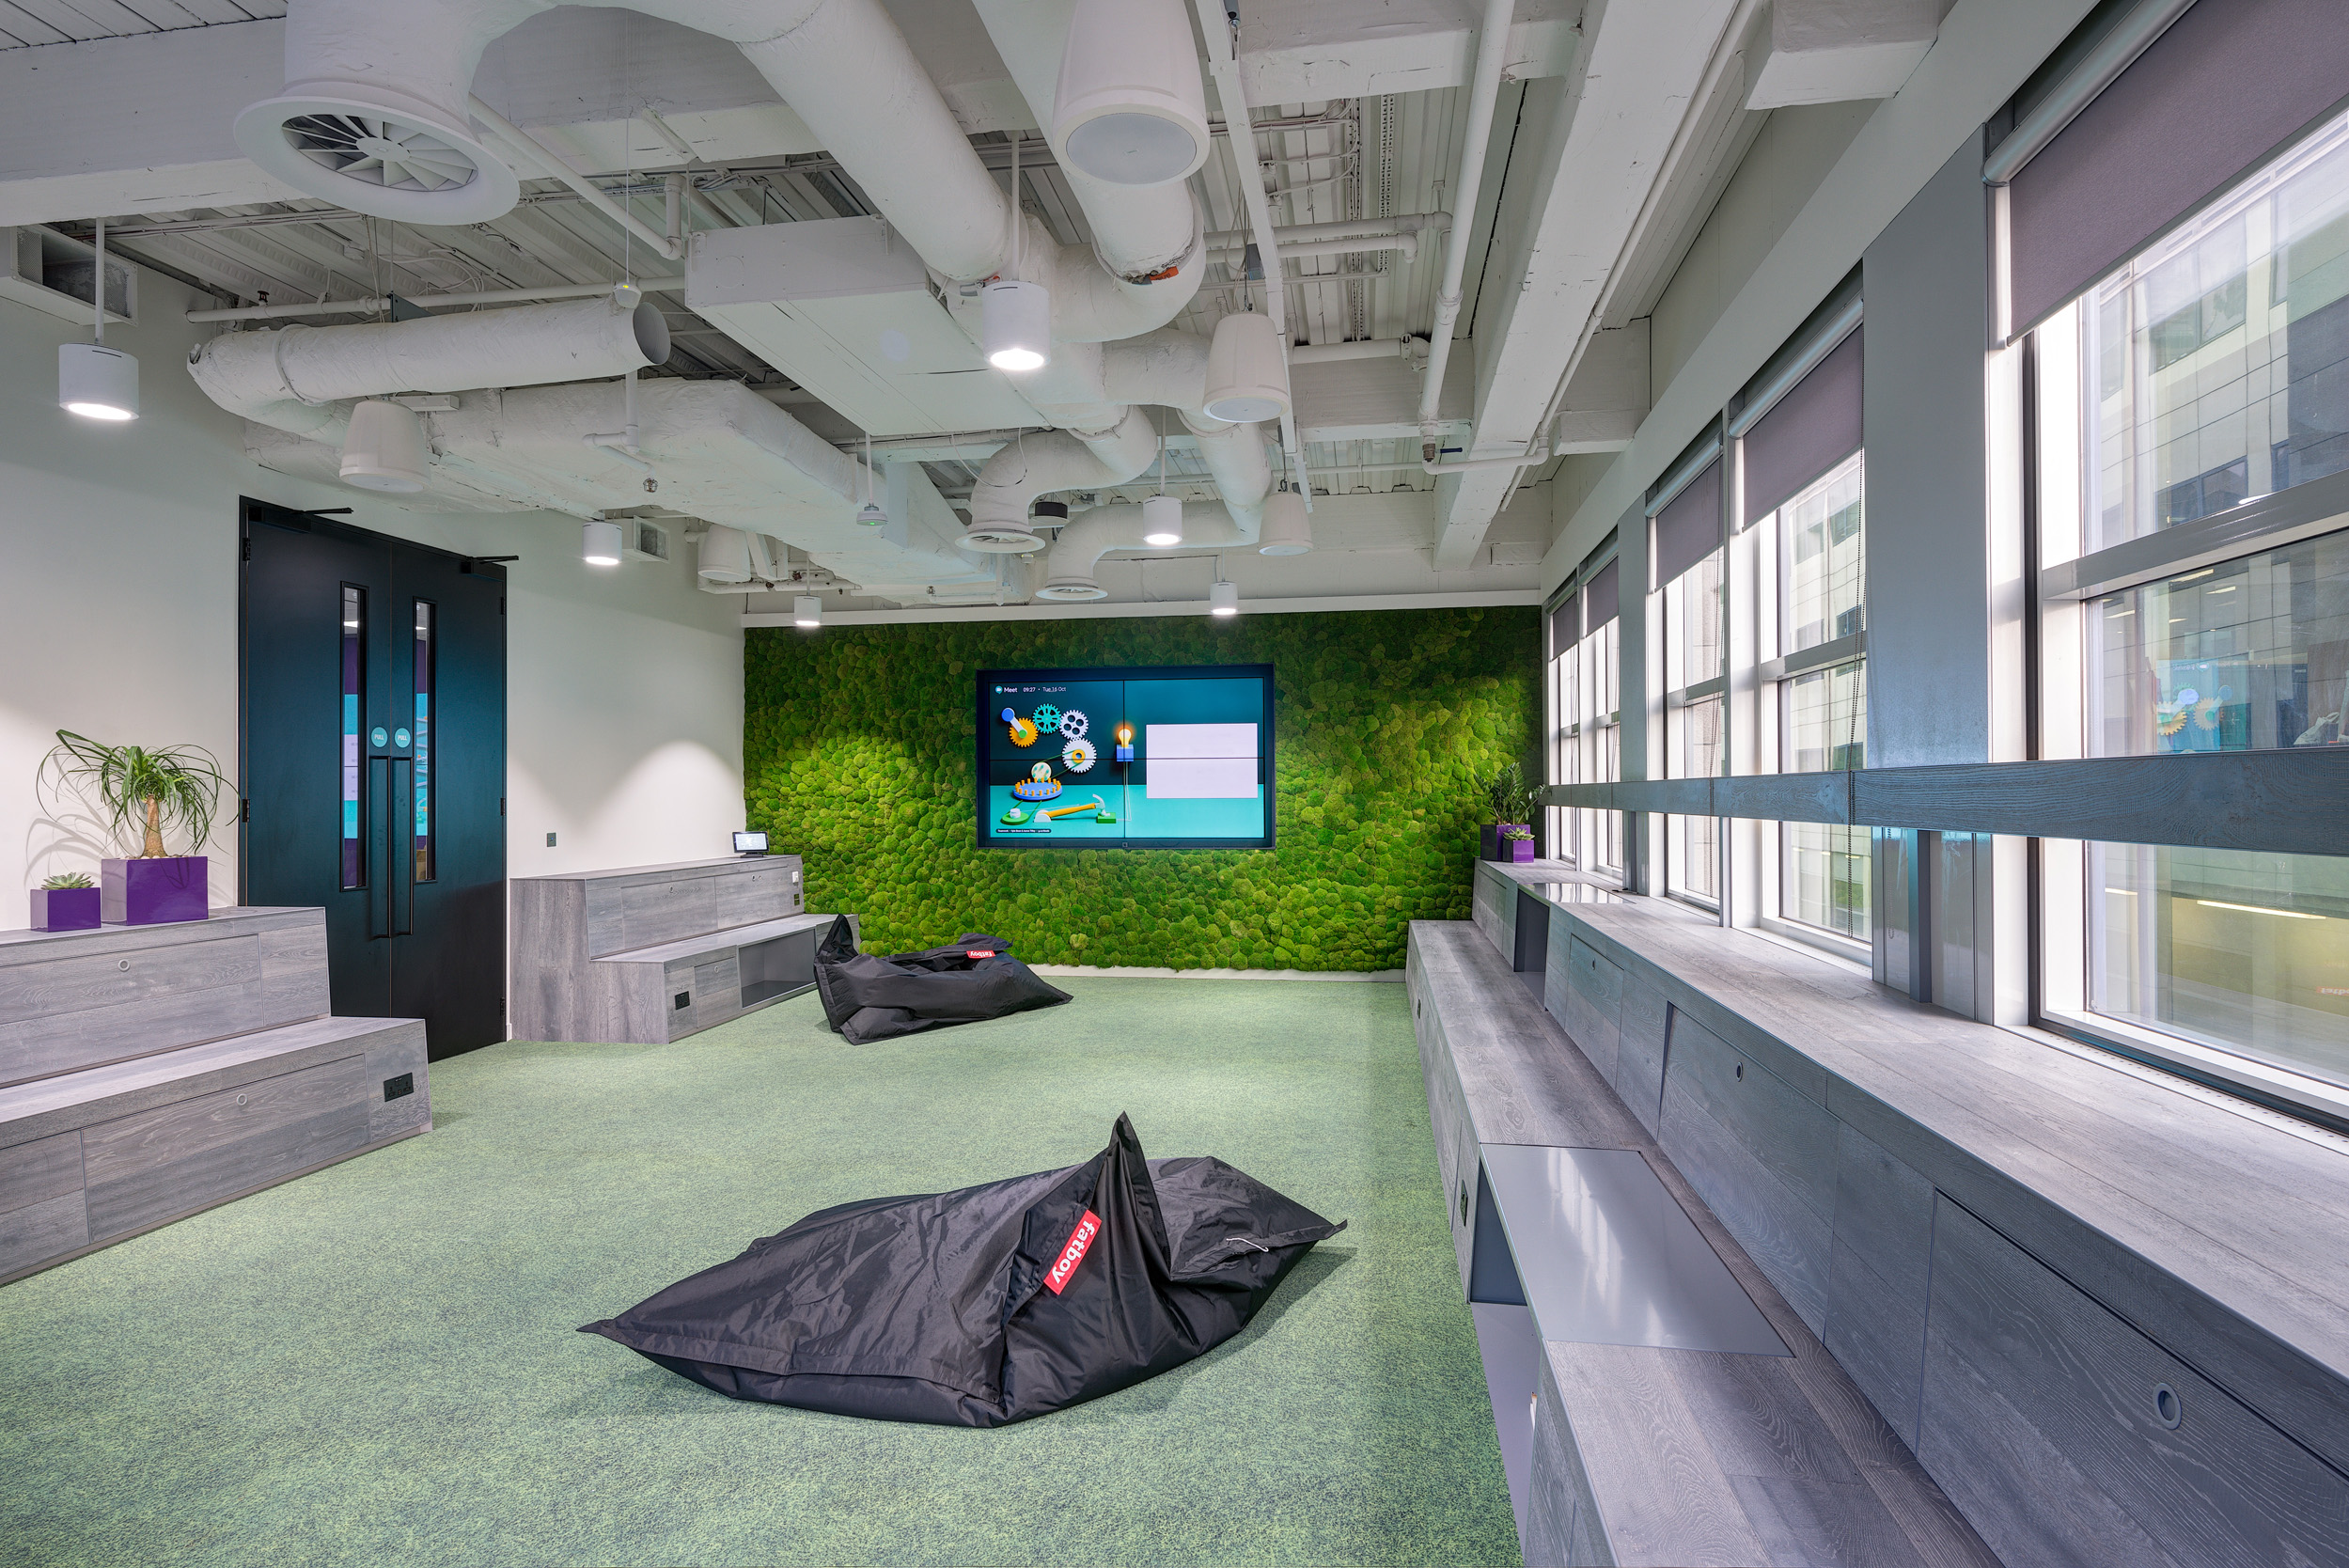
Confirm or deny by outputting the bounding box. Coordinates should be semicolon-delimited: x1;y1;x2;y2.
394;728;413;747
371;727;388;746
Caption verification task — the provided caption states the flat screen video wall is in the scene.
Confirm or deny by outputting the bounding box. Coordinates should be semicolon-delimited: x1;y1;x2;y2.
975;665;1275;848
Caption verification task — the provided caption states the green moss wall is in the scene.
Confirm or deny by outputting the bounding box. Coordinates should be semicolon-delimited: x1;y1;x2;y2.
744;606;1539;971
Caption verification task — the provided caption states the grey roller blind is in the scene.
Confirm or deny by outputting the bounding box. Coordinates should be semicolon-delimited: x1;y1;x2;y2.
2009;0;2349;331
1548;591;1580;652
1741;330;1862;525
1585;559;1619;629
1652;461;1722;588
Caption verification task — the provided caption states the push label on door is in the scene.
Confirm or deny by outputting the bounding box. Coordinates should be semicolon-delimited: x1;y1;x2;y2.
1043;1209;1103;1294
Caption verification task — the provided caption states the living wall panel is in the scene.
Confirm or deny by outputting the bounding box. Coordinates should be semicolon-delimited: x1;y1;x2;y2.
743;608;1541;970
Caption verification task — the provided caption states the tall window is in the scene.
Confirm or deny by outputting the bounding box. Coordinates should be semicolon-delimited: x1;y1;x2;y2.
1655;460;1725;906
1767;454;1870;942
1548;557;1622;875
2038;102;2349;1099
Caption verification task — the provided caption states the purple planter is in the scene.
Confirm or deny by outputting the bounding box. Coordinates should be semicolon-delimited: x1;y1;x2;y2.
1507;838;1538;863
1479;823;1531;862
102;856;209;925
29;886;102;932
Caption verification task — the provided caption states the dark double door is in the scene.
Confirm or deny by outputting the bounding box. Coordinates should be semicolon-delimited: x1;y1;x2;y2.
241;500;507;1058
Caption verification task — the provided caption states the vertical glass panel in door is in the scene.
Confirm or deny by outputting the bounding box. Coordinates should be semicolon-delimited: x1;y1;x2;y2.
412;601;435;882
342;586;364;889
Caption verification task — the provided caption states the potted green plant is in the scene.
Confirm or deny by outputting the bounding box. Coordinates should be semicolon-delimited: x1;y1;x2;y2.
47;731;228;925
1500;825;1539;864
30;870;102;933
1478;761;1538;861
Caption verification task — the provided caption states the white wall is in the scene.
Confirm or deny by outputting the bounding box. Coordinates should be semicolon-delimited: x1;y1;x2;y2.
0;259;745;927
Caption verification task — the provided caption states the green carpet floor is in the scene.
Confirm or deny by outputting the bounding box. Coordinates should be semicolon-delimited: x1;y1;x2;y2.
0;978;1519;1568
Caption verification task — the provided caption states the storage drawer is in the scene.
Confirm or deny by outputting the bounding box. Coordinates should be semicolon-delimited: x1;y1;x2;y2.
0;1129;90;1278
81;1055;368;1240
1657;1010;1834;1333
1918;1197;2349;1568
1558;935;1622;1081
690;956;743;1035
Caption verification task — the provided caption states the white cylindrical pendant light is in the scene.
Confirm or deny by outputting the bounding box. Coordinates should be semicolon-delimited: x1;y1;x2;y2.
793;594;822;628
697;525;754;583
1052;0;1212;186
58;342;138;421
981;279;1052;371
1142;494;1183;546
1256;490;1313;555
583;519;623;566
1209;579;1240;617
1203;311;1292;423
339;399;430;492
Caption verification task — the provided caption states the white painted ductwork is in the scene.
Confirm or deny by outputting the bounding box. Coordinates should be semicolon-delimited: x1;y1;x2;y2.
225;373;996;599
240;0;1203;338
963;330;1274;543
187;293;668;440
1038;502;1253;601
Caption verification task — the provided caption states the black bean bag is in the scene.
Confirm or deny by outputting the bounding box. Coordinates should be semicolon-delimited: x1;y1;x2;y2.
577;1113;1343;1426
811;916;1073;1044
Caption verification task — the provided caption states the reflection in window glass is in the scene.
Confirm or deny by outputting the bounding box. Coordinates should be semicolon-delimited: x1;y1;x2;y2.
341;585;364;890
412;601;435;883
2089;843;2349;1088
2088;528;2349;756
1780;662;1869;937
2084;110;2349;551
1665;550;1725;693
1782;455;1865;654
1668;696;1723;905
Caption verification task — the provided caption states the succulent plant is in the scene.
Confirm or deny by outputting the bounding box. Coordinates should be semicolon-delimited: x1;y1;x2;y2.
39;871;95;889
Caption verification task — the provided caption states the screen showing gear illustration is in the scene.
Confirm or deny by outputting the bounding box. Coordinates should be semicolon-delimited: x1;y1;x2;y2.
976;665;1275;848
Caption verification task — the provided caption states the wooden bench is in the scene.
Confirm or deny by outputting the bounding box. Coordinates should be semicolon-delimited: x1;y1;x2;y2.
512;856;856;1043
1;908;427;1285
1407;918;2000;1567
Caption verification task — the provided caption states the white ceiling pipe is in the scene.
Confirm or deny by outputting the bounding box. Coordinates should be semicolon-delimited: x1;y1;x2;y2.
1289;338;1420;365
967;0;1201;282
188;293;668;431
966;406;1161;532
1210;235;1417;264
1182;413;1272;538
187;279;685;323
1202;213;1450;249
1413;0;1512;460
1039;501;1253;599
468;95;683;261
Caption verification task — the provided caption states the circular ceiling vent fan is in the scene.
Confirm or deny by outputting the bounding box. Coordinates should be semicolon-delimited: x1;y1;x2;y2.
1035;579;1108;601
235;96;520;224
961;525;1046;554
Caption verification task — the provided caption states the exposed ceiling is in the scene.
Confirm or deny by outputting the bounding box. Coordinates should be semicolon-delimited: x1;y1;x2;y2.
0;0;1951;614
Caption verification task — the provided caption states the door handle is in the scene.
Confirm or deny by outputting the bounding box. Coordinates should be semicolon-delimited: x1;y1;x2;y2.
367;755;391;939
391;754;415;937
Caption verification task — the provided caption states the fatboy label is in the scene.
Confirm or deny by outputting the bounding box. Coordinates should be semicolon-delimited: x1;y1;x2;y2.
1043;1209;1103;1294
965;949;995;960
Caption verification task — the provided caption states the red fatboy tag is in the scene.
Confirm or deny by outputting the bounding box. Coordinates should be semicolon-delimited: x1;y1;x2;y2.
1043;1209;1103;1294
965;949;995;960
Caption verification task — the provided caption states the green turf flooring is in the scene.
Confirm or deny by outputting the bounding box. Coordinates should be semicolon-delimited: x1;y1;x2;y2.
0;978;1519;1568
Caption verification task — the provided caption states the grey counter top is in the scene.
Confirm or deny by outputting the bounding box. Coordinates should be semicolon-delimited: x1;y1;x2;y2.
1521;880;2349;1464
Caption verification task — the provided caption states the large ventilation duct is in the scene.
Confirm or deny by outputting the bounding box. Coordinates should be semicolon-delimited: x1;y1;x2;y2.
238;0;1198;322
188;292;667;438
1037;502;1254;601
217;373;996;601
963;406;1163;549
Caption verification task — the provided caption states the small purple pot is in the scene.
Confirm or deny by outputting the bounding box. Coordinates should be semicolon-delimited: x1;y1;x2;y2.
30;886;102;932
1508;839;1538;863
1479;823;1532;861
102;856;209;925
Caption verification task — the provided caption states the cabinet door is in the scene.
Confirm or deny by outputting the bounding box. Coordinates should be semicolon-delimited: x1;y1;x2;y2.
1559;937;1622;1077
82;1056;368;1239
1918;1197;2349;1568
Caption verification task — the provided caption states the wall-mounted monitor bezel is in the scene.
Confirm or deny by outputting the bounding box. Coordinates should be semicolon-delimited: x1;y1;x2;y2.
975;664;1276;850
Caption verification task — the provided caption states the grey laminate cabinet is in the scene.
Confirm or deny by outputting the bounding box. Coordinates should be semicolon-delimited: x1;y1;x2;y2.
511;856;853;1044
0;909;428;1285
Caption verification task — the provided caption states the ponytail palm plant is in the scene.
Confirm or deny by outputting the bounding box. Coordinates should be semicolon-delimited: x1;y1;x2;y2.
48;731;229;859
